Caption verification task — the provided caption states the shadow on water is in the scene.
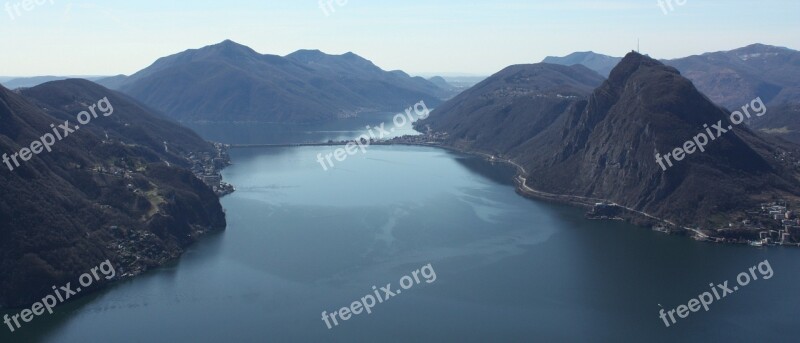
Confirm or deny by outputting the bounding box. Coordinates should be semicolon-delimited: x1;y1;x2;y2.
445;149;800;341
0;230;228;343
449;151;517;186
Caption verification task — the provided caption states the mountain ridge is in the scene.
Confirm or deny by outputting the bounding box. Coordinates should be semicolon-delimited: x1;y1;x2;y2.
99;40;450;123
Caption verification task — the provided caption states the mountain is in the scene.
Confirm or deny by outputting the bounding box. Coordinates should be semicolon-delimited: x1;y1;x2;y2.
427;76;468;99
417;63;604;153
440;76;488;90
426;75;487;95
1;76;108;89
428;76;453;89
0;80;226;308
95;74;128;90
545;45;800;143
102;40;448;123
664;44;800;143
664;44;800;109
423;52;800;229
543;45;800;108
542;52;622;77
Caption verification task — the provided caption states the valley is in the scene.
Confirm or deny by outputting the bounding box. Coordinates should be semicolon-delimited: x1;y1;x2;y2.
2;2;799;340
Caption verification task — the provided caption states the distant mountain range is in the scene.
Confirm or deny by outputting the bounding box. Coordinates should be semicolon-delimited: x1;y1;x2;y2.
95;40;452;123
543;44;800;143
0;80;226;307
1;76;108;89
422;53;800;229
665;44;800;108
427;76;454;91
543;52;622;78
8;43;797;138
428;76;487;95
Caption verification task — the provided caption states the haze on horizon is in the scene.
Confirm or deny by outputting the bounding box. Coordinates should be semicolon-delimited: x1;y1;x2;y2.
1;0;798;77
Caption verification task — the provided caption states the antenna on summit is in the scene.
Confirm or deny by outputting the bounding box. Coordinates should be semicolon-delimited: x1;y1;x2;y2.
637;38;640;53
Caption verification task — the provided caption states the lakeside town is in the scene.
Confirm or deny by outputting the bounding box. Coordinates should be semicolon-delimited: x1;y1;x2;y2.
586;142;800;247
187;142;235;196
710;201;800;246
588;200;800;247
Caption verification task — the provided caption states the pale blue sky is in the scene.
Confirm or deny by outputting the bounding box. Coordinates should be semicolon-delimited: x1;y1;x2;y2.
1;0;798;76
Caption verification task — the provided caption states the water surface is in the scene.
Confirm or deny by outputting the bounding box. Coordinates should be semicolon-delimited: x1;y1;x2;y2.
4;145;799;342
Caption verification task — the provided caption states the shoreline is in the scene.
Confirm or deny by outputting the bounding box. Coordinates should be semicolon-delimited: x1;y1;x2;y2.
226;137;800;248
384;140;800;248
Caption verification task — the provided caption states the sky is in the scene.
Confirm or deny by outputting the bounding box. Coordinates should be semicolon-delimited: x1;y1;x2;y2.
1;0;798;77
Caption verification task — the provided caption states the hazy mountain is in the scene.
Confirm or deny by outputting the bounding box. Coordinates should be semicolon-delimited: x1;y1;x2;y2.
542;52;622;77
542;45;800;109
103;40;447;123
95;74;128;90
426;75;488;94
545;45;800;143
1;76;108;89
440;76;488;90
424;53;800;229
665;44;800;108
428;76;453;89
427;76;466;99
664;44;800;143
0;80;226;307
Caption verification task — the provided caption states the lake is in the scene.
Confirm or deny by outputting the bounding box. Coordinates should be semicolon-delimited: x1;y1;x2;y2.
3;122;799;342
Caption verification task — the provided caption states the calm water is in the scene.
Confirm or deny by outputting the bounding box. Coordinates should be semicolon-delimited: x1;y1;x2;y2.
3;145;800;342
